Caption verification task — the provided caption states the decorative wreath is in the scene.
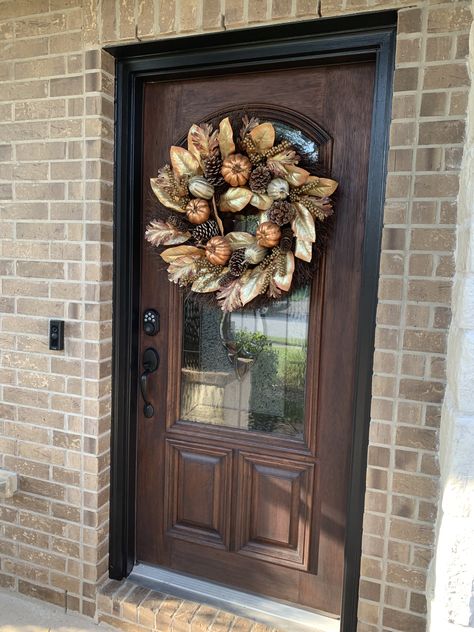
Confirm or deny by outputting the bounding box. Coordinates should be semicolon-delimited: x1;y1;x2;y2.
145;115;338;312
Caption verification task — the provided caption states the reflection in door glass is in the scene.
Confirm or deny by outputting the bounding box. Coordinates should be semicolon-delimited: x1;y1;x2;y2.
180;286;310;438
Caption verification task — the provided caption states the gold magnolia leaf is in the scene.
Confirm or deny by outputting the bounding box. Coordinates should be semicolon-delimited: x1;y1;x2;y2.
295;239;313;262
187;123;218;164
145;219;191;247
250;192;272;211
167;255;201;285
220;187;253;213
150;178;185;212
284;165;310;187
304;176;339;197
245;243;267;264
161;245;204;263
216;279;243;312
250;122;275;152
191;270;226;293
226;232;256;250
170;146;202;177
292;202;316;243
240;267;269;306
274;252;295;291
218;117;235;158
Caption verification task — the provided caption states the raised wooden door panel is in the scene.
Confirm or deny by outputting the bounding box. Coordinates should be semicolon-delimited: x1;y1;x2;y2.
137;61;376;615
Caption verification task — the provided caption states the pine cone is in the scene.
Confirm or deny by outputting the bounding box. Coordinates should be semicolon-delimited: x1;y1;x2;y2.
228;248;248;277
268;200;296;226
167;214;192;232
249;166;272;193
204;155;225;187
280;227;294;252
218;272;235;288
192;219;220;245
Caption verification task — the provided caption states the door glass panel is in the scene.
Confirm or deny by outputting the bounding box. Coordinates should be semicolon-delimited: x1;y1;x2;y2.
180;285;310;438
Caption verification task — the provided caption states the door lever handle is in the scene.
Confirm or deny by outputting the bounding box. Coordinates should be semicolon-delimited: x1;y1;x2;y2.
140;348;159;418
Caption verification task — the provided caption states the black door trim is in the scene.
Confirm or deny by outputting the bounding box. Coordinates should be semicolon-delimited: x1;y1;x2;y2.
107;12;396;631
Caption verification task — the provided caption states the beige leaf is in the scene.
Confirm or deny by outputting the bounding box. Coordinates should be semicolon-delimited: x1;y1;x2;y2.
240;267;269;306
274;252;295;291
250;192;272;210
145;219;191;247
284;165;310;187
218;117;235;158
167;255;200;285
220;187;253;213
249;123;275;152
292;202;316;243
191;270;225;293
150;177;185;212
187;123;218;165
226;232;256;250
304;176;339;197
295;239;313;262
216;279;243;312
170;146;201;177
245;244;267;264
161;245;204;263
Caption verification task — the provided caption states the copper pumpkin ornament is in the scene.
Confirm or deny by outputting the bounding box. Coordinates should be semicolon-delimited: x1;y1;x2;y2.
221;154;252;187
256;221;282;248
205;236;232;265
185;198;211;225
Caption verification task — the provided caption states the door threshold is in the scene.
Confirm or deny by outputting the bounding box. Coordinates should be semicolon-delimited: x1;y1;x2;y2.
130;563;340;632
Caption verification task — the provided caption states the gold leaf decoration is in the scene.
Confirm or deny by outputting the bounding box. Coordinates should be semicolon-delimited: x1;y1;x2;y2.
226;232;256;250
240;267;269;306
161;245;204;263
187;123;218;164
218;117;235;158
219;187;253;213
274;252;295;291
145;219;191;246
304;176;338;197
150;177;185;212
295;239;312;262
170;146;202;177
250;123;275;152
284;165;310;187
216;279;243;312
267;149;300;176
245;243;268;264
167;255;201;285
191;270;225;293
267;278;282;299
292;202;316;243
250;192;272;210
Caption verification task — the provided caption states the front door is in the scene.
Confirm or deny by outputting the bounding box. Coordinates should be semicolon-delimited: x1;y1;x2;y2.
136;61;375;616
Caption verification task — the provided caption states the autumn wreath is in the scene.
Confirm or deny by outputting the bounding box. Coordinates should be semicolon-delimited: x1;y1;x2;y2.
145;115;338;312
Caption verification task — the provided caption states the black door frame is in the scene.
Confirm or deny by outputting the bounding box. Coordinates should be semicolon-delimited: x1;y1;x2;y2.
107;12;396;631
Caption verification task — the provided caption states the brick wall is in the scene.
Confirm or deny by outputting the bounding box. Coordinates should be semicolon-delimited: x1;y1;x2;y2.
0;1;472;631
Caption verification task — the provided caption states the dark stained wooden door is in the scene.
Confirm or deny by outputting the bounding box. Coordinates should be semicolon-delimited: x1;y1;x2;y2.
136;61;375;616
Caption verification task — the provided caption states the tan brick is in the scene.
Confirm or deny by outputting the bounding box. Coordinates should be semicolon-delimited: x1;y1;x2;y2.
398;8;421;34
383;608;425;632
420;92;447;117
386;563;426;591
418;120;465;146
427;5;472;33
423;63;469;90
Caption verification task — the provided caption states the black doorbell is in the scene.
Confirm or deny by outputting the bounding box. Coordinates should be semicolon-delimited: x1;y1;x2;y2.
49;320;64;351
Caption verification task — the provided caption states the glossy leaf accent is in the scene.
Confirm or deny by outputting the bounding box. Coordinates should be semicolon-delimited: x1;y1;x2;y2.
245;243;268;264
145;219;191;246
267;277;282;299
250;122;275;152
218;117;235;158
267;148;300;177
250;192;273;210
284;165;310;187
167;255;201;285
304;176;339;197
187;123;219;165
274;251;295;291
240;267;269;306
226;232;256;250
216;279;243;312
150;177;185;213
220;187;253;213
211;196;225;236
295;238;313;262
292;202;316;243
191;270;225;293
170;146;202;177
161;245;204;263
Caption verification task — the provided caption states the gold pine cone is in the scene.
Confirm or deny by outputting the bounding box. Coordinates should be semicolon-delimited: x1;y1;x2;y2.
221;154;252;187
256;221;281;248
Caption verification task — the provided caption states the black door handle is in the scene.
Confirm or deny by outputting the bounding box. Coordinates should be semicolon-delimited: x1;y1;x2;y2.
140;348;159;418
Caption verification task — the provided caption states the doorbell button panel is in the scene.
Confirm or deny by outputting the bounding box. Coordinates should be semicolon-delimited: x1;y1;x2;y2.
49;320;64;351
143;309;160;336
